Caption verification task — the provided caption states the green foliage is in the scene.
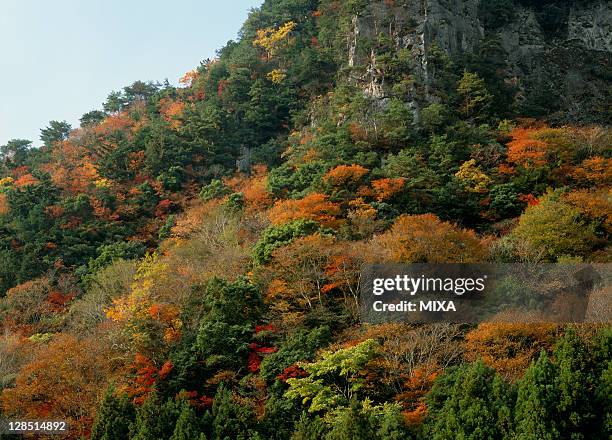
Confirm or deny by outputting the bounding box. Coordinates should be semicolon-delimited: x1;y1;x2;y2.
222;192;245;213
252;219;319;265
80;110;107;127
489;183;522;218
194;277;262;370
510;191;599;260
77;241;146;284
260;326;332;381
421;103;451;133
457;71;493;121
514;352;560;439
199;179;230;202
159;215;176;241
424;361;514;440
40;120;71;148
170;400;206;440
0;139;32;169
130;391;181;440
285;339;378;412
268;162;327;198
90;385;136;440
212;385;255;440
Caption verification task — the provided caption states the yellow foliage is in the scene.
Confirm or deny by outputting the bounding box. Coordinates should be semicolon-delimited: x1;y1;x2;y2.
253;21;297;58
267;69;287;84
0;177;14;187
455;159;491;193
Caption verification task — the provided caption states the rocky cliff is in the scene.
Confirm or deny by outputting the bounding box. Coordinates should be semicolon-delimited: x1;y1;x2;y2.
345;0;611;123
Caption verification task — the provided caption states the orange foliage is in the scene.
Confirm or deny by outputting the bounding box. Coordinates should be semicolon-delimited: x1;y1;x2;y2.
562;188;612;234
0;334;114;438
403;401;428;425
0;193;8;215
126;353;158;404
572;156;612;185
464;323;558;380
268;193;341;227
94;112;134;137
13;173;39;187
179;69;199;87
323;164;369;186
40;140;99;194
371;214;486;263
371;177;406;201
225;164;273;212
506;127;548;167
159;99;185;129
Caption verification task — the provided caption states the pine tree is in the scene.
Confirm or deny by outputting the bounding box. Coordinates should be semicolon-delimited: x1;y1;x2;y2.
131;390;181;440
170;400;205;440
514;351;560;440
211;385;254;440
90;385;135;440
290;413;326;440
424;360;513;440
553;329;595;439
325;400;373;440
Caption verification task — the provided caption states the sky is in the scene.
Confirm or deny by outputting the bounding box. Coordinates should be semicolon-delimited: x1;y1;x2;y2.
0;0;263;147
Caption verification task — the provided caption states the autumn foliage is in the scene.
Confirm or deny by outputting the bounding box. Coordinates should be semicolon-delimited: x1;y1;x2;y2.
268;193;341;227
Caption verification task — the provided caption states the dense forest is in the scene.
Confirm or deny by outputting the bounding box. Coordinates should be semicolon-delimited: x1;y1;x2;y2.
0;0;610;438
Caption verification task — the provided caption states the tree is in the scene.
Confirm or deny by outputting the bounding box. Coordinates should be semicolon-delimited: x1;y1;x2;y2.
80;110;107;127
514;351;559;440
285;339;378;413
0;334;114;438
424;361;514;440
90;385;136;440
457;71;493;121
130;391;181;440
510;191;599;261
40;120;71;148
0;139;31;168
371;214;486;263
253;219;319;265
553;329;596;439
171;400;205;440
194;277;262;371
269;193;341;228
212;385;255;440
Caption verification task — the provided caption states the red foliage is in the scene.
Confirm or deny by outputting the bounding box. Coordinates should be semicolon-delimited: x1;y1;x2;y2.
277;364;308;382
255;324;275;333
158;361;174;380
128;354;157;404
518;193;539;206
155;199;174;218
248;351;262;373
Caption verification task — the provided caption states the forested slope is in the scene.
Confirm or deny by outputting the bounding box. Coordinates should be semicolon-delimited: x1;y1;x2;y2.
0;0;610;439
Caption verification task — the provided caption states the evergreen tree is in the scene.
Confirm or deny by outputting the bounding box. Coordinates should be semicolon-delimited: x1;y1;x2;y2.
553;329;595;439
211;385;255;440
424;360;513;440
514;351;560;440
90;385;135;440
170;400;205;440
130;391;181;440
290;413;326;440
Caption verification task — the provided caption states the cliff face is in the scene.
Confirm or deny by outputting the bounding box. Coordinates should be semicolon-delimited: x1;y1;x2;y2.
346;0;612;123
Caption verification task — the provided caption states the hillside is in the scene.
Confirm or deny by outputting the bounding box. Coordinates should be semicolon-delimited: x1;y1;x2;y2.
0;1;610;439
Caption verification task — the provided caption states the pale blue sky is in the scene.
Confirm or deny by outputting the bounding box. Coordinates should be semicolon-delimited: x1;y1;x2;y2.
0;0;263;147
